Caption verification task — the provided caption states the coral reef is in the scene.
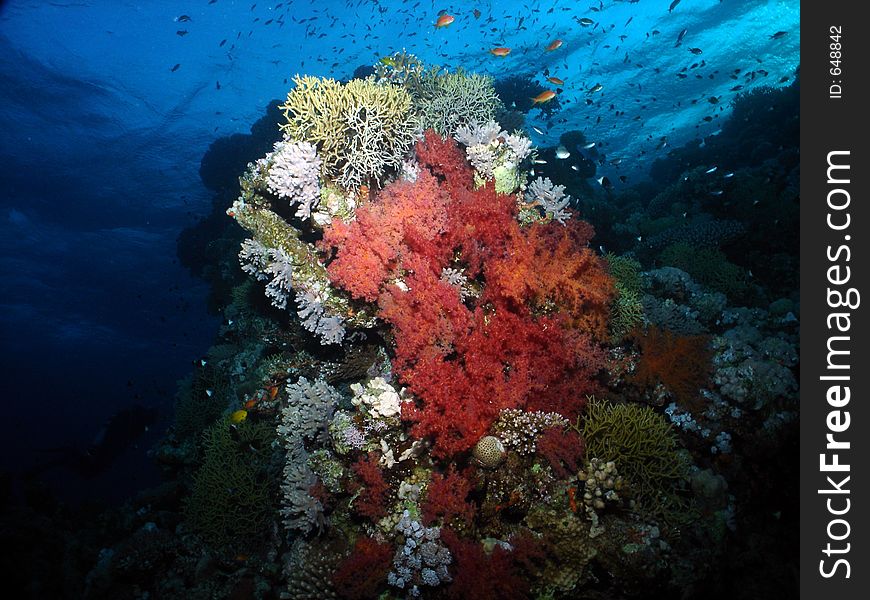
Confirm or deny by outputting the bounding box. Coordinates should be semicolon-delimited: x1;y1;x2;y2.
71;54;799;600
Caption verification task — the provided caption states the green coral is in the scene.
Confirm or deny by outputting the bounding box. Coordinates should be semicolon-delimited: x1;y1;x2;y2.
417;71;500;136
279;75;419;190
605;254;644;342
581;398;691;523
660;242;748;300
184;418;277;550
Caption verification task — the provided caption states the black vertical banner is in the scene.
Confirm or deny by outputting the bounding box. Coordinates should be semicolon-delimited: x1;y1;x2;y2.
801;1;869;597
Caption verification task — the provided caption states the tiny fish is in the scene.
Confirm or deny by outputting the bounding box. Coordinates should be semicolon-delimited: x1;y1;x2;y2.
705;166;718;174
708;96;719;104
669;0;681;12
176;30;188;36
230;409;248;424
531;90;557;104
175;15;192;22
581;142;596;149
579;18;595;27
723;172;735;178
730;85;744;91
533;159;548;164
206;389;214;397
709;190;724;196
688;47;702;55
587;83;603;94
571;165;582;171
532;126;545;135
674;28;687;47
473;9;481;19
546;39;563;51
770;31;788;39
597;176;613;190
219;38;227;47
547;76;565;85
555;146;570;159
435;14;455;28
490;47;511;57
200;359;208;366
170;63;181;72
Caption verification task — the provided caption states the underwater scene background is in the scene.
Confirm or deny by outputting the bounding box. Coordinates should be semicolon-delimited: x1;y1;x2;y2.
0;0;799;598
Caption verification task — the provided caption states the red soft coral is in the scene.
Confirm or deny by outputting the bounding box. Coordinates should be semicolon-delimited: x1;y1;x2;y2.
350;452;390;520
536;426;585;479
332;537;393;600
322;131;613;456
422;468;477;528
321;169;451;302
414;129;475;194
442;529;533;600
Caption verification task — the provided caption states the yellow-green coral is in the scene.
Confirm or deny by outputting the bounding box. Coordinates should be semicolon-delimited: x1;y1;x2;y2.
581;398;690;522
279;75;419;190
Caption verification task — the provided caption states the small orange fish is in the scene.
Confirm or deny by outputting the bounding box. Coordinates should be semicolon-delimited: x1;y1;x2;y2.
268;385;279;400
490;47;511;57
244;398;257;410
545;38;563;52
531;90;557;104
435;14;455;28
546;76;565;85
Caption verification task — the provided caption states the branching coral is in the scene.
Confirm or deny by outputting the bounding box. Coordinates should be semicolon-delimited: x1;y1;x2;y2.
265;140;322;219
605;253;645;342
277;377;342;534
522;176;572;225
581;398;690;518
417;71;500;137
279;75;420;190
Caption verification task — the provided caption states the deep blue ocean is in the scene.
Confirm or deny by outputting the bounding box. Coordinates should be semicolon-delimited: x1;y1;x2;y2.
0;0;799;597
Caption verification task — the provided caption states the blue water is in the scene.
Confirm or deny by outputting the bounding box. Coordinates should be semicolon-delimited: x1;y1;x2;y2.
0;0;798;502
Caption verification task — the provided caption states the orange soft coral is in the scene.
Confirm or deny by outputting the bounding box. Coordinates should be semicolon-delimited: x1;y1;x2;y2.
630;326;713;409
485;220;614;339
